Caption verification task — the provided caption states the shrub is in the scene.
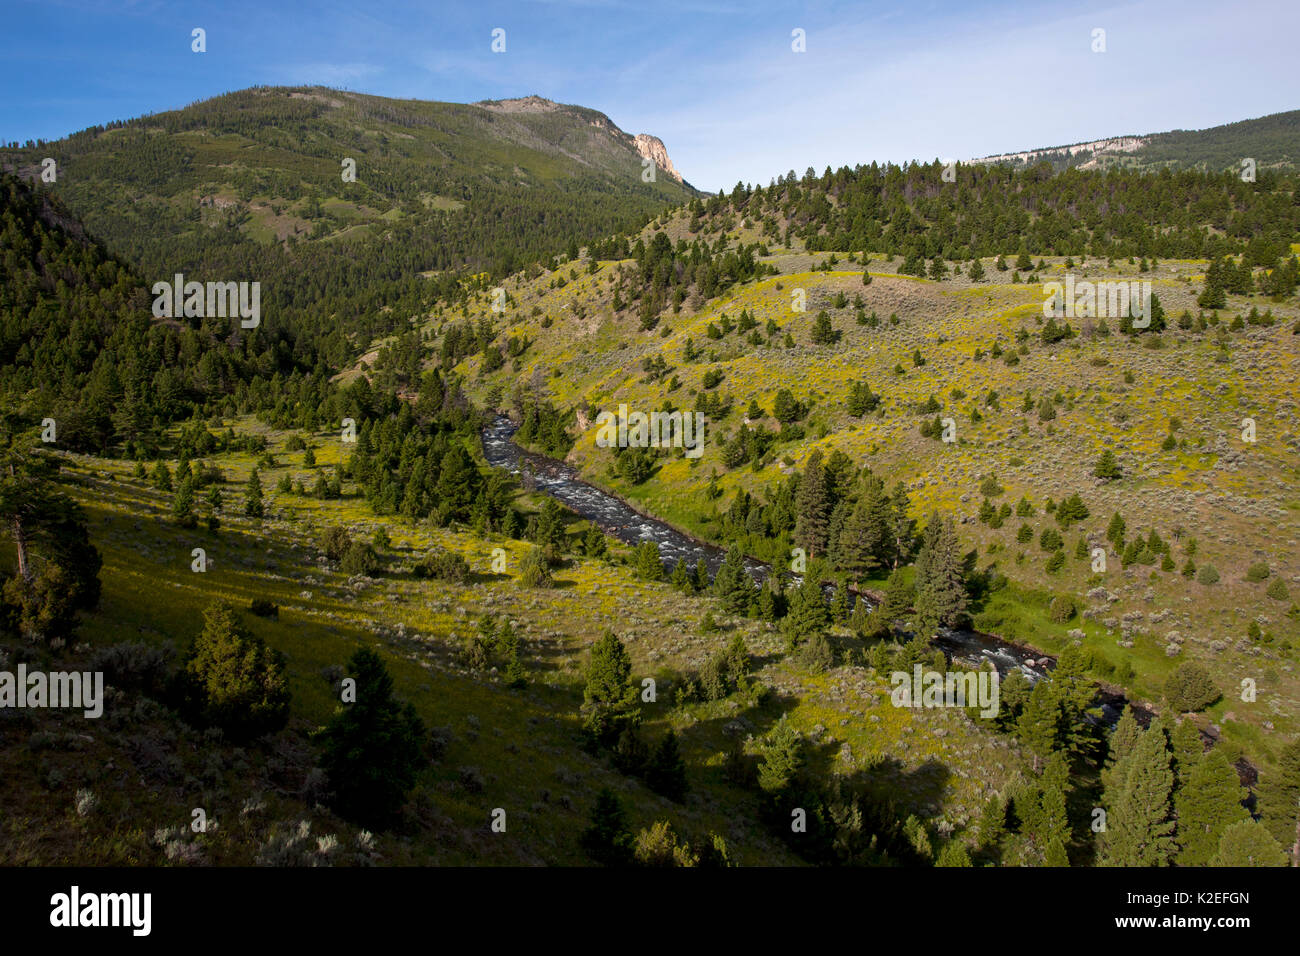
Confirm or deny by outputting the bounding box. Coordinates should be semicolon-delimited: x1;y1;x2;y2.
1165;661;1221;713
518;546;553;588
321;526;353;562
414;548;471;583
1048;595;1077;623
800;633;835;673
340;541;380;577
1265;577;1289;601
88;642;173;696
1245;562;1270;582
1197;565;1220;585
249;598;279;618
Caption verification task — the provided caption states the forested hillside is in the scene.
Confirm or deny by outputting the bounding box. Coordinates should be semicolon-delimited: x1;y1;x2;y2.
0;87;697;367
975;109;1300;173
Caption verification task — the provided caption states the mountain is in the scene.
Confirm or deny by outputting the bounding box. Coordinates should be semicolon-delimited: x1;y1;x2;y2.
972;109;1300;173
0;86;698;281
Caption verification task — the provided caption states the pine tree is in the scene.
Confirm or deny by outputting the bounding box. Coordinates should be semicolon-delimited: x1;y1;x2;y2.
582;630;638;743
712;544;753;614
645;730;688;801
878;567;913;624
978;795;1007;854
1258;739;1300;864
1035;782;1071;852
182;601;290;742
172;475;197;528
1211;820;1289;866
810;310;838;346
1175;748;1248;866
1171;717;1203;782
1044;837;1070;867
670;557;693;592
1017;680;1061;772
692;560;711;592
886;482;915;567
1094;449;1122;480
837;482;888;582
244;468;264;518
936;841;973;866
912;514;967;636
1106;510;1126;551
318;647;425;829
794;450;831;557
784;574;830;645
580;788;633;866
1102;726;1176;866
634;540;664;580
757;714;803;795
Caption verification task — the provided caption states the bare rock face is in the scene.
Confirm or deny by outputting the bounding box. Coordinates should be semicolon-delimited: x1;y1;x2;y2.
632;133;683;183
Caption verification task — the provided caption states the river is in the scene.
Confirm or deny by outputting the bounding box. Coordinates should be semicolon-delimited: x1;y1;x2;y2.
477;415;1116;699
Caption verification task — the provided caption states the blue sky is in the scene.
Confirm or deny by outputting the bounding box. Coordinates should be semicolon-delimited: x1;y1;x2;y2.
3;0;1297;192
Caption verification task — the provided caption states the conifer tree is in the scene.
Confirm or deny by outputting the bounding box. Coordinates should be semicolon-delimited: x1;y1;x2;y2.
1044;837;1070;867
318;647;425;829
244;468;264;518
1174;748;1248;866
183;601;290;742
645;730;688;801
670;557;693;592
784;574;830;645
692;560;711;592
172;475;197;528
1102;726;1176;866
582;630;639;743
757;714;803;795
912;514;967;636
838;482;888;583
712;544;753;614
1211;820;1289;866
1094;449;1122;480
794;450;831;557
1017;680;1061;772
581;789;633;866
1258;739;1300;864
878;567;913;624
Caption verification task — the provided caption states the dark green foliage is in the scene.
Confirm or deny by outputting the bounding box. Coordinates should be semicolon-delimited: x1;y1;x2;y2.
712;544;755;614
1165;661;1221;712
582;630;639;744
180;601;290;742
318;648;426;829
1211;820;1289;866
644;731;688;801
581;789;634;866
1094;449;1122;480
1175;749;1249;866
633;540;664;581
414;547;471;582
243;469;264;517
912;514;966;635
1258;739;1300;859
1102;725;1176;866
